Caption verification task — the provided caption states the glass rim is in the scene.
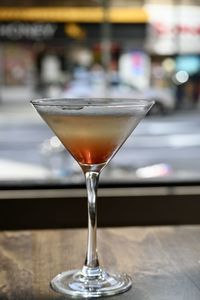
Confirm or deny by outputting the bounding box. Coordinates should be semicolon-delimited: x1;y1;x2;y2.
31;97;155;108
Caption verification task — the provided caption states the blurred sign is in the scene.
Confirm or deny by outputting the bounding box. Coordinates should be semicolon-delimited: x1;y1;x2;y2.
145;5;200;54
119;51;150;89
0;22;57;41
0;22;146;46
0;22;88;42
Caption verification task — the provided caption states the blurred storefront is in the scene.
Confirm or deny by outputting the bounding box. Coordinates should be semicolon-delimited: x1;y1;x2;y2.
145;4;200;109
0;3;199;108
0;6;148;101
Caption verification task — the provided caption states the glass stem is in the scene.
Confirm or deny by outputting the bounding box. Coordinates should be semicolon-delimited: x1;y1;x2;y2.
83;171;101;276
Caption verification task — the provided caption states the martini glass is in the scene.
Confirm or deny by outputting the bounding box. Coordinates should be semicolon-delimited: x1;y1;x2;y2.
31;98;154;298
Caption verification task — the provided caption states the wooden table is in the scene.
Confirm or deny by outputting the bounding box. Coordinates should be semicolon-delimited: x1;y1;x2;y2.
0;226;200;299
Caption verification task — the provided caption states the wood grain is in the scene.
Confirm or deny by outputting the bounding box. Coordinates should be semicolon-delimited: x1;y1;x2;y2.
0;226;200;299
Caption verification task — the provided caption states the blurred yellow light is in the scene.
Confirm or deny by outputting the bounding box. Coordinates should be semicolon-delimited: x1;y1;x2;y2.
65;23;86;39
162;58;176;73
0;7;148;23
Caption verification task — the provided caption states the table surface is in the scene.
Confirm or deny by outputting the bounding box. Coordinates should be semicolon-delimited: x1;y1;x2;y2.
0;226;200;300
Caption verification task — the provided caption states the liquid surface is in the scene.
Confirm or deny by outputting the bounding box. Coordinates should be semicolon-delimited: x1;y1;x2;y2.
41;112;142;165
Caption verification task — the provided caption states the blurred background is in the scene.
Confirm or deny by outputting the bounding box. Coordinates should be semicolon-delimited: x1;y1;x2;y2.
0;0;200;186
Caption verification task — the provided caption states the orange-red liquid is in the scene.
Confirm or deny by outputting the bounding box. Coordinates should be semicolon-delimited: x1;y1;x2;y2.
41;113;141;165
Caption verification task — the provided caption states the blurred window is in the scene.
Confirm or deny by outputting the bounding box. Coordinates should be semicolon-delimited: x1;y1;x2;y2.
0;1;199;188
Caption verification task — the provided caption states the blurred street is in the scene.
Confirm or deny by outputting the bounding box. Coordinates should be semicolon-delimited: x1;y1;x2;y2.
0;100;200;183
0;1;199;185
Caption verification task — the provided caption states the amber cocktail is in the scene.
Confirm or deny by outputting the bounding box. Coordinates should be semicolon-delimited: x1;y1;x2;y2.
31;98;154;298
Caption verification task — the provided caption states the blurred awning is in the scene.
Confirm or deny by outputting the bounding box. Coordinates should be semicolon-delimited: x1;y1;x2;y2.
0;7;148;23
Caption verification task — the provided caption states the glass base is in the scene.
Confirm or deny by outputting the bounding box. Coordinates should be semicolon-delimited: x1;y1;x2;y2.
50;268;132;298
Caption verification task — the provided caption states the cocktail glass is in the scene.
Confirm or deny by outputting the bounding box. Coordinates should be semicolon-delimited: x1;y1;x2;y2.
31;98;154;298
